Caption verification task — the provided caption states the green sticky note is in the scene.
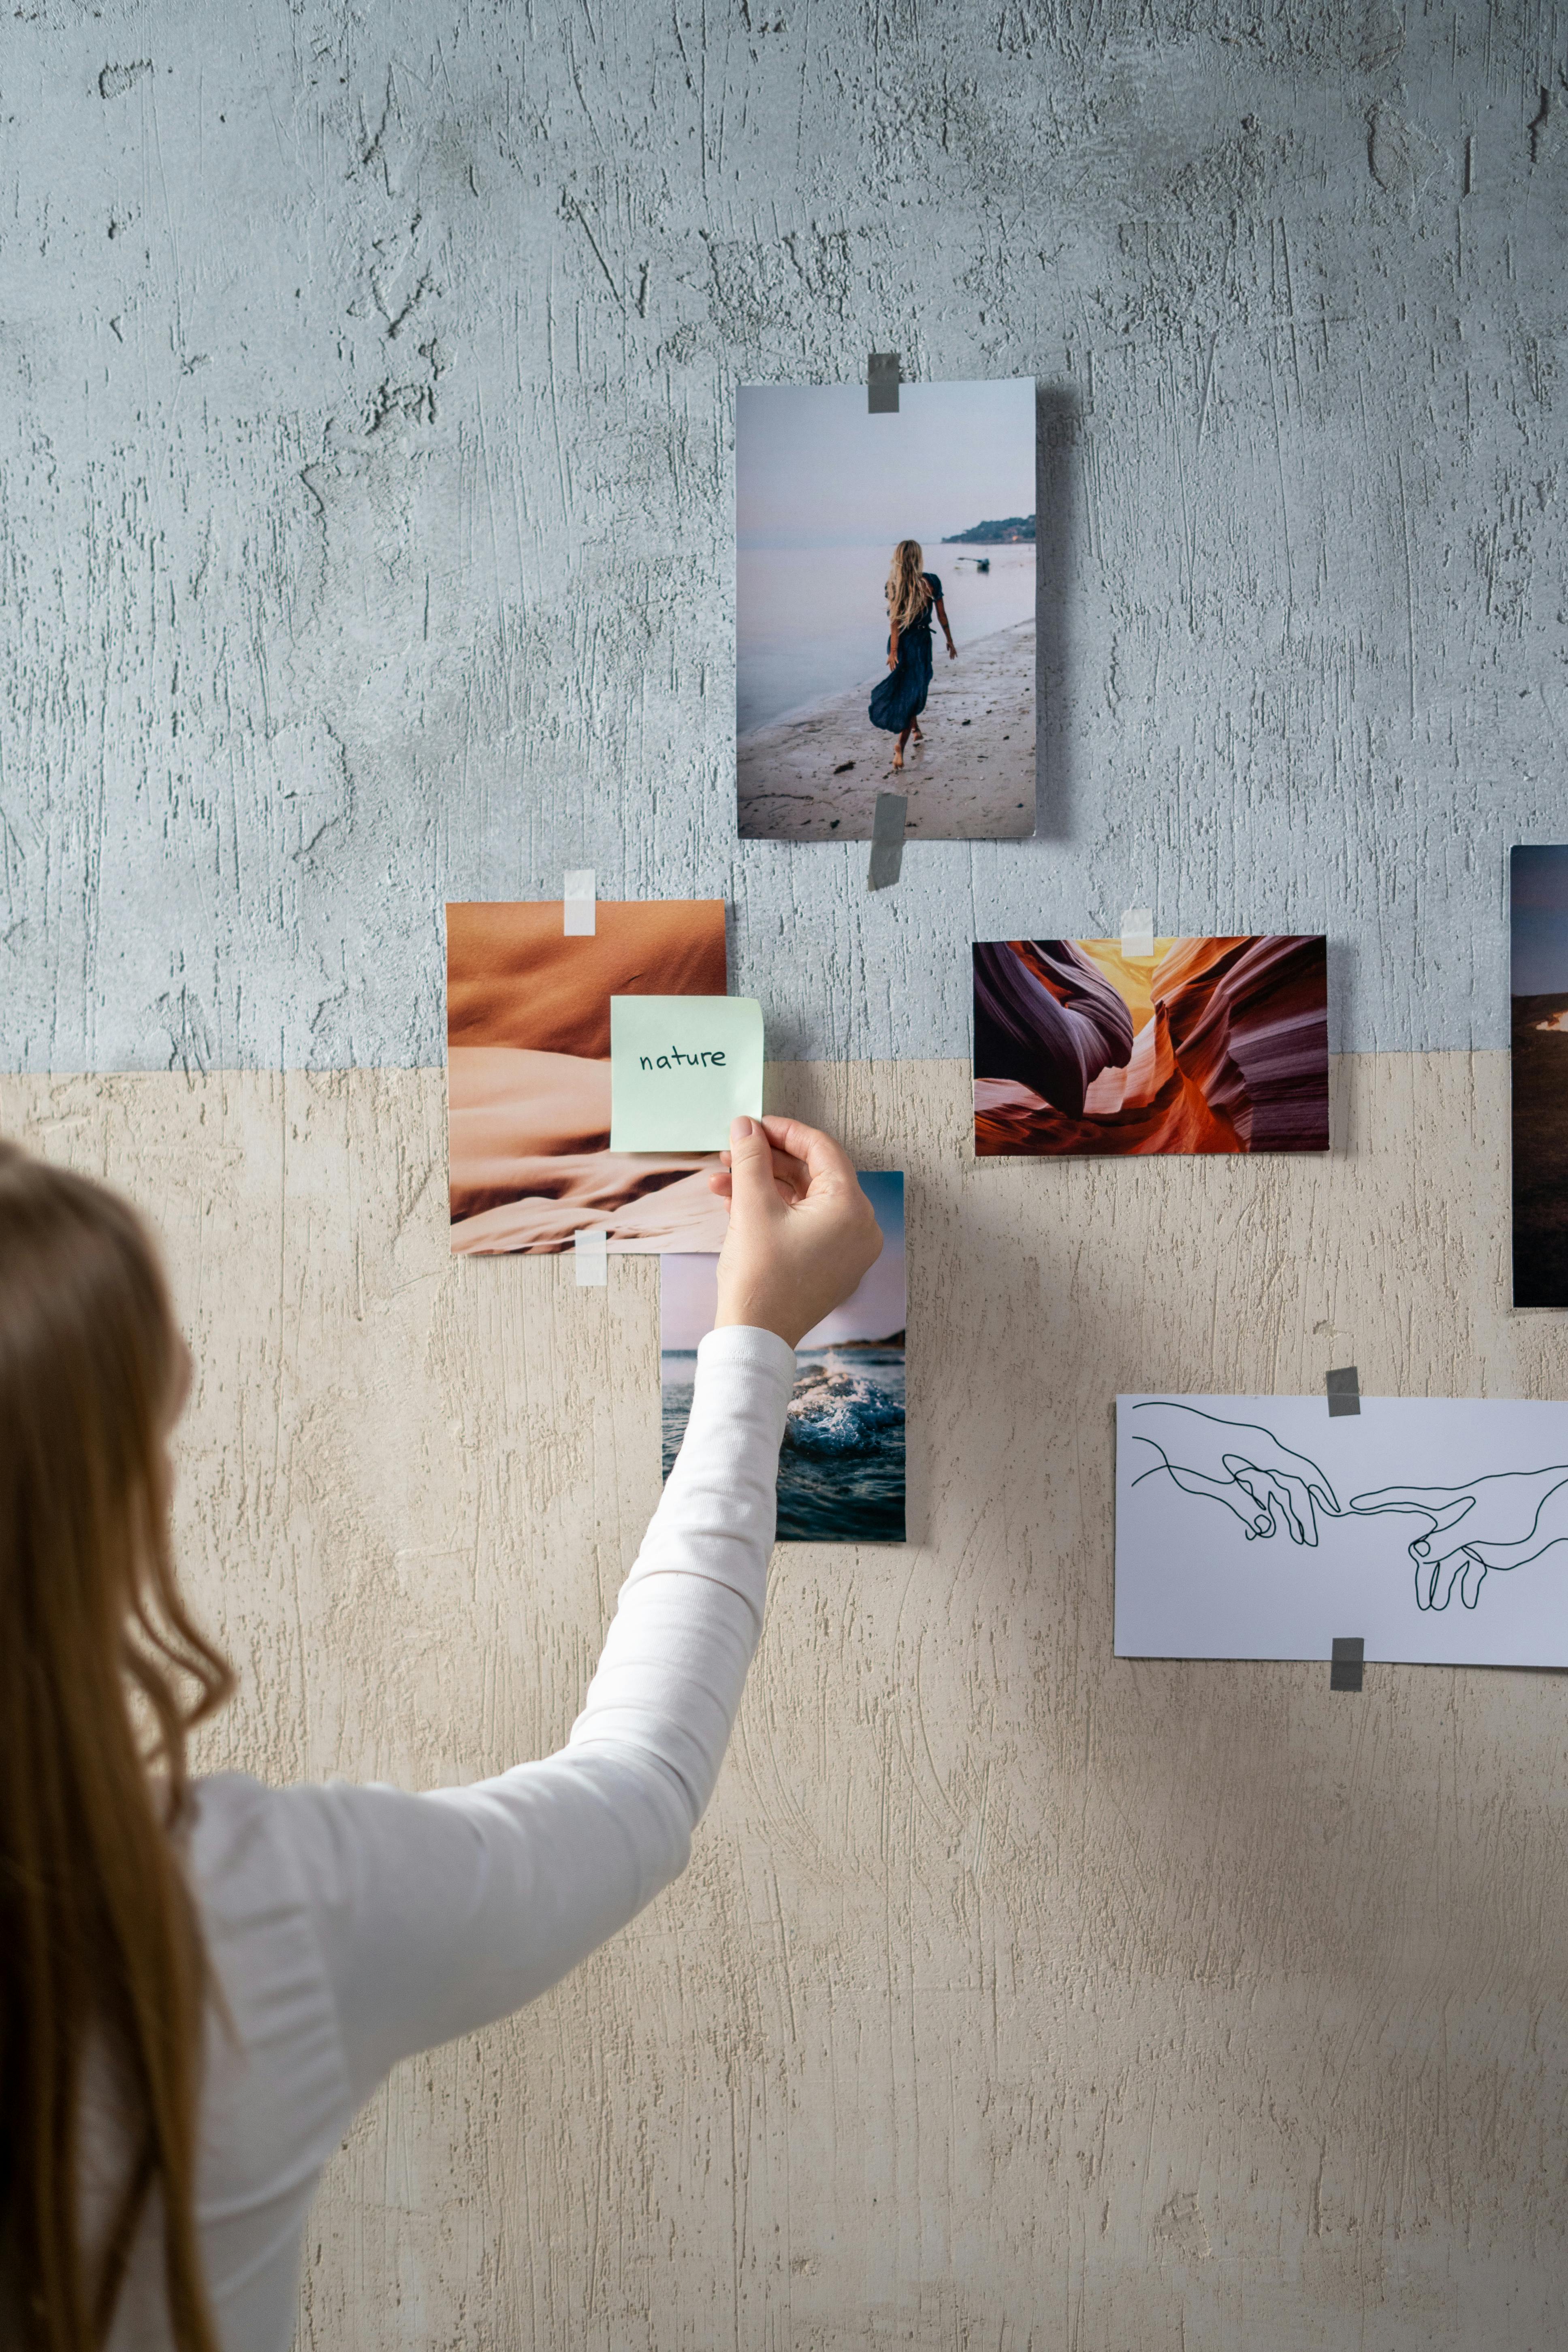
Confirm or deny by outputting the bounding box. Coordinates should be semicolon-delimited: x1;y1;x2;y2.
609;996;764;1150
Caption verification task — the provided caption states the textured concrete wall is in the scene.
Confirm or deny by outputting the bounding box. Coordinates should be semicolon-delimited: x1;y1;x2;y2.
6;1055;1568;2349
7;4;1568;2345
2;0;1565;1071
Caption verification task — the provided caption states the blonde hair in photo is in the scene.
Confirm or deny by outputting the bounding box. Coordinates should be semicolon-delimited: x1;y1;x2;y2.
885;539;932;640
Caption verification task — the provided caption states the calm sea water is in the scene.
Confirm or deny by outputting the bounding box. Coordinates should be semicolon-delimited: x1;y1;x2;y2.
662;1345;906;1543
736;540;1036;736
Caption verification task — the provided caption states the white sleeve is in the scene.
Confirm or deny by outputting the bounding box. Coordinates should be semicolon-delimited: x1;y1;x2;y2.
272;1324;795;2105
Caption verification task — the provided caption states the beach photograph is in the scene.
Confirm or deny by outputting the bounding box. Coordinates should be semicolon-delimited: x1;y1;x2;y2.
973;935;1329;1157
661;1172;906;1542
736;378;1037;841
1510;846;1568;1306
446;899;732;1254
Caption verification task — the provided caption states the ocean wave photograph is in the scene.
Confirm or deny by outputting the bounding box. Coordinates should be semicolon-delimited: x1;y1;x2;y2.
660;1172;907;1543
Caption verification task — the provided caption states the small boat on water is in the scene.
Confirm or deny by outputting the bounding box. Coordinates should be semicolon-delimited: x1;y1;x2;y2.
953;555;991;573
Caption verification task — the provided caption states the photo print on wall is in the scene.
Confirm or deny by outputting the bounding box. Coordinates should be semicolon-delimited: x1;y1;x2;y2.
1510;846;1568;1307
972;935;1329;1157
661;1173;906;1543
446;900;732;1255
736;377;1037;842
1116;1393;1568;1668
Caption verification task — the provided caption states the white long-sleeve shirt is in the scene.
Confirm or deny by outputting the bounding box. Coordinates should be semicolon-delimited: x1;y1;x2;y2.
92;1325;796;2352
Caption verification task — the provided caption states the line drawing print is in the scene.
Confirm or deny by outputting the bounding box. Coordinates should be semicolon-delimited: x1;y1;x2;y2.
1126;1403;1340;1546
1125;1401;1568;1613
1348;1470;1568;1611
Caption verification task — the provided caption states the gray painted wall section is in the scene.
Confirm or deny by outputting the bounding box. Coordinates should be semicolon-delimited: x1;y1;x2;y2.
1;0;1564;1075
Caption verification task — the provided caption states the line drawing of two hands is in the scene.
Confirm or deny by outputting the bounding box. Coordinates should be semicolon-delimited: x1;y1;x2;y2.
1127;1403;1568;1612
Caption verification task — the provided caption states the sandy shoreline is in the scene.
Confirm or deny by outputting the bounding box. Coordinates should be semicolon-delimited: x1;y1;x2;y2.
737;617;1036;840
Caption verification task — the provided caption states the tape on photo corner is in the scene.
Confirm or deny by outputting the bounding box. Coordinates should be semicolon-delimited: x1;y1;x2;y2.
1120;906;1154;959
868;352;900;414
574;1226;608;1286
1325;1366;1360;1417
563;871;596;936
1329;1636;1365;1692
867;791;907;890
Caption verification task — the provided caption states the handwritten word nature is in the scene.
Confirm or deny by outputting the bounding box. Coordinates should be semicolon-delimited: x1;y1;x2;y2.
639;1047;727;1071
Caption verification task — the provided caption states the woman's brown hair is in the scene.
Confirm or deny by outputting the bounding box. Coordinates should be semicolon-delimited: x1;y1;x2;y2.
885;538;932;639
0;1141;234;2350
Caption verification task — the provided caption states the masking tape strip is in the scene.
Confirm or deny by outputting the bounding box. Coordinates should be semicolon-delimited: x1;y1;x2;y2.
867;791;907;890
563;870;596;936
1120;906;1154;959
1329;1636;1365;1692
1325;1365;1360;1417
868;352;900;414
574;1226;608;1286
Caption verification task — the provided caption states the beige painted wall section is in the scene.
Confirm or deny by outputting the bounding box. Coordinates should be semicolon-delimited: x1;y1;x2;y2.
4;1053;1566;2351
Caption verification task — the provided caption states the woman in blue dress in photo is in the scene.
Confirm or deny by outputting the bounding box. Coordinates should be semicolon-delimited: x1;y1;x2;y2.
868;539;957;772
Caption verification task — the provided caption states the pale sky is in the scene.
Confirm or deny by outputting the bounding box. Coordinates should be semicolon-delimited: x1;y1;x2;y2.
737;379;1035;550
1512;846;1568;996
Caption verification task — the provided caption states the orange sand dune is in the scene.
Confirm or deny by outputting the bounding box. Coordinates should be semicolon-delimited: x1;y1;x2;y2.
447;900;727;1057
447;1045;727;1242
452;1164;729;1256
445;902;731;1253
448;1047;612;1210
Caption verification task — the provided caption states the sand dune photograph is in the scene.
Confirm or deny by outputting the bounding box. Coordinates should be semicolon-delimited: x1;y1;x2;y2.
446;899;732;1254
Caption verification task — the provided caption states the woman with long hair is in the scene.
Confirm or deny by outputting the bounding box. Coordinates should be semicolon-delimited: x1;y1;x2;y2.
0;1114;880;2352
868;537;956;772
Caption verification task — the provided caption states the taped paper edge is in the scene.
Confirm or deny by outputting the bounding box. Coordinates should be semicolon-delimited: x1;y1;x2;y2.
574;1226;608;1285
563;870;596;936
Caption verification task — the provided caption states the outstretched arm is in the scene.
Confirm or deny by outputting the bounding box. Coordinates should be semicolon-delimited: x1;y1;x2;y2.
272;1118;881;2106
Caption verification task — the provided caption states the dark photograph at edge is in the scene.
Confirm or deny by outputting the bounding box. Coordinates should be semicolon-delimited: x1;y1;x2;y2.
973;935;1330;1157
661;1173;906;1543
1510;846;1568;1307
736;378;1036;843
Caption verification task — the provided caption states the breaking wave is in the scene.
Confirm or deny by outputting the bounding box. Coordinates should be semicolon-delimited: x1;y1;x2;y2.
784;1356;905;1456
662;1344;905;1543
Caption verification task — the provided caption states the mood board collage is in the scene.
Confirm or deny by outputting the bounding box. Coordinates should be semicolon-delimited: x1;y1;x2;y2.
445;375;1568;1677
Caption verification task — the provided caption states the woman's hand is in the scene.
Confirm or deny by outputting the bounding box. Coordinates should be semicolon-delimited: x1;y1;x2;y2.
707;1116;883;1349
